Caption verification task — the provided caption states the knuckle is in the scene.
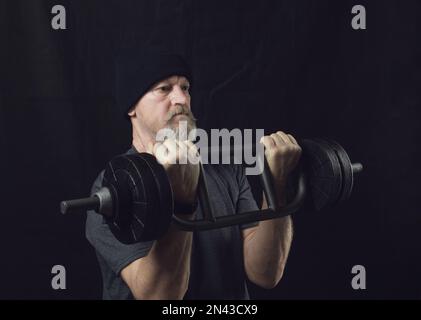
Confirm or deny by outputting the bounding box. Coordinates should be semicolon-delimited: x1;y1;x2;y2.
261;139;268;146
271;148;283;157
260;136;271;145
278;144;288;152
165;139;176;147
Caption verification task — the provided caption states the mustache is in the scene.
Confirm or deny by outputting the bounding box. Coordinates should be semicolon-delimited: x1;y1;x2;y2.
165;107;197;122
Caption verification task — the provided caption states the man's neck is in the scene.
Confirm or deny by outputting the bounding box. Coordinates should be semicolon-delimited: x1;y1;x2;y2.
132;136;155;154
131;121;156;153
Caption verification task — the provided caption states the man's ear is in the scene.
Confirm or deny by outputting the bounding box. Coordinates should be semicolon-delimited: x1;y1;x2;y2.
127;107;136;118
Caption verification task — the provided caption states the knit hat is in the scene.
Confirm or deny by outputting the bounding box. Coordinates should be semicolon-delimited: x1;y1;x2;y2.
115;49;193;119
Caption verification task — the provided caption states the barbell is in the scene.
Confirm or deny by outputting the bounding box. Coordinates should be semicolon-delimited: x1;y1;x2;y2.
60;138;363;244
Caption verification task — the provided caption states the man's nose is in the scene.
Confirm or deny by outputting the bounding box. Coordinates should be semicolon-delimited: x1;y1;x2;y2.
170;85;189;105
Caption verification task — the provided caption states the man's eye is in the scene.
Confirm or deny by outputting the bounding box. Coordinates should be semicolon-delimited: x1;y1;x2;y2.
157;86;171;92
181;85;190;92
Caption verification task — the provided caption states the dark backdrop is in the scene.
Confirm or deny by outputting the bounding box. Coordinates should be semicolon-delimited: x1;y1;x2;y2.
0;0;420;299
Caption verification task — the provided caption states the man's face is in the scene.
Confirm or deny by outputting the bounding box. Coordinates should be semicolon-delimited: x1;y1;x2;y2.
128;75;197;140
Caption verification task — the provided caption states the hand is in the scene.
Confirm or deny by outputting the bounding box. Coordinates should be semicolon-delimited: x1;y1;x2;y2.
260;131;302;187
147;139;200;204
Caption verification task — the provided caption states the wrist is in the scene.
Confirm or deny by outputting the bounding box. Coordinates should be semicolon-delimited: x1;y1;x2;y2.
273;181;288;207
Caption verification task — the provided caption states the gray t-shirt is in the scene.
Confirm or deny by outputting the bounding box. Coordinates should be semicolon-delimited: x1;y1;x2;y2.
85;147;259;300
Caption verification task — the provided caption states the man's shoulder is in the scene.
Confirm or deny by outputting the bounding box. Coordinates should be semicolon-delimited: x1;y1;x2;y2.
90;170;105;194
90;147;134;190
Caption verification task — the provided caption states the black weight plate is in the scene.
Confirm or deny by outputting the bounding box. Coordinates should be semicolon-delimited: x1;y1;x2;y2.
103;155;132;225
300;139;342;211
324;139;354;202
313;139;343;207
137;153;173;224
103;155;145;243
103;154;159;244
103;156;131;243
131;153;173;241
125;154;160;243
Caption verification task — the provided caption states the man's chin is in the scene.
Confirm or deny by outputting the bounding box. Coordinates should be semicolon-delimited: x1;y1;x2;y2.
170;117;195;127
174;114;188;119
166;120;197;140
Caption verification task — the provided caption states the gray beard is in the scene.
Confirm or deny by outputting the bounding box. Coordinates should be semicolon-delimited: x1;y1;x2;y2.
164;118;197;141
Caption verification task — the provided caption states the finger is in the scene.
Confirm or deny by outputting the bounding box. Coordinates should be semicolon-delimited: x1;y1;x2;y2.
275;131;292;145
185;140;199;156
163;138;178;162
175;139;189;153
175;140;189;164
153;142;169;164
293;143;303;162
287;134;298;145
185;140;201;164
270;132;287;147
282;134;301;163
287;134;301;162
260;135;276;149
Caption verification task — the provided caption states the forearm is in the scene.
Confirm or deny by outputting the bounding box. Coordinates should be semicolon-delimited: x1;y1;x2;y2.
243;187;293;288
123;218;193;300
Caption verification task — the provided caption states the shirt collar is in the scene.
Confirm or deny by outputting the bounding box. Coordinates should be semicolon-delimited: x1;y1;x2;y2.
126;145;139;155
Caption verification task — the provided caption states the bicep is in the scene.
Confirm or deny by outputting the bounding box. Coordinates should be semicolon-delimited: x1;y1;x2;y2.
242;225;258;241
120;254;161;300
120;257;145;293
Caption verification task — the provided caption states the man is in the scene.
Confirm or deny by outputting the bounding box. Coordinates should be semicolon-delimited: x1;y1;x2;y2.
86;50;301;300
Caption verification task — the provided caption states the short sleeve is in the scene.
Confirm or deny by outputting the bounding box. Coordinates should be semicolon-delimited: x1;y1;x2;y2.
85;170;155;275
234;165;260;230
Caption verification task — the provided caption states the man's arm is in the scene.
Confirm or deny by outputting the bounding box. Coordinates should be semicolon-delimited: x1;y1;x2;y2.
121;139;200;300
121;220;193;300
242;189;293;289
242;131;299;289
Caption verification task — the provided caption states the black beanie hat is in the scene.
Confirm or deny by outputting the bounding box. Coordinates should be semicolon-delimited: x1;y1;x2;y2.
115;49;193;119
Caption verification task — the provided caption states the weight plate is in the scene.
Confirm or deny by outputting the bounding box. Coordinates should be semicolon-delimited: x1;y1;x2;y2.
323;139;354;202
125;154;160;243
102;153;160;244
313;138;343;207
132;153;173;241
300;139;342;211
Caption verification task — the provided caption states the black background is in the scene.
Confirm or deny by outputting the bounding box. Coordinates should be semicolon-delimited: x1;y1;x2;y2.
0;0;420;299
